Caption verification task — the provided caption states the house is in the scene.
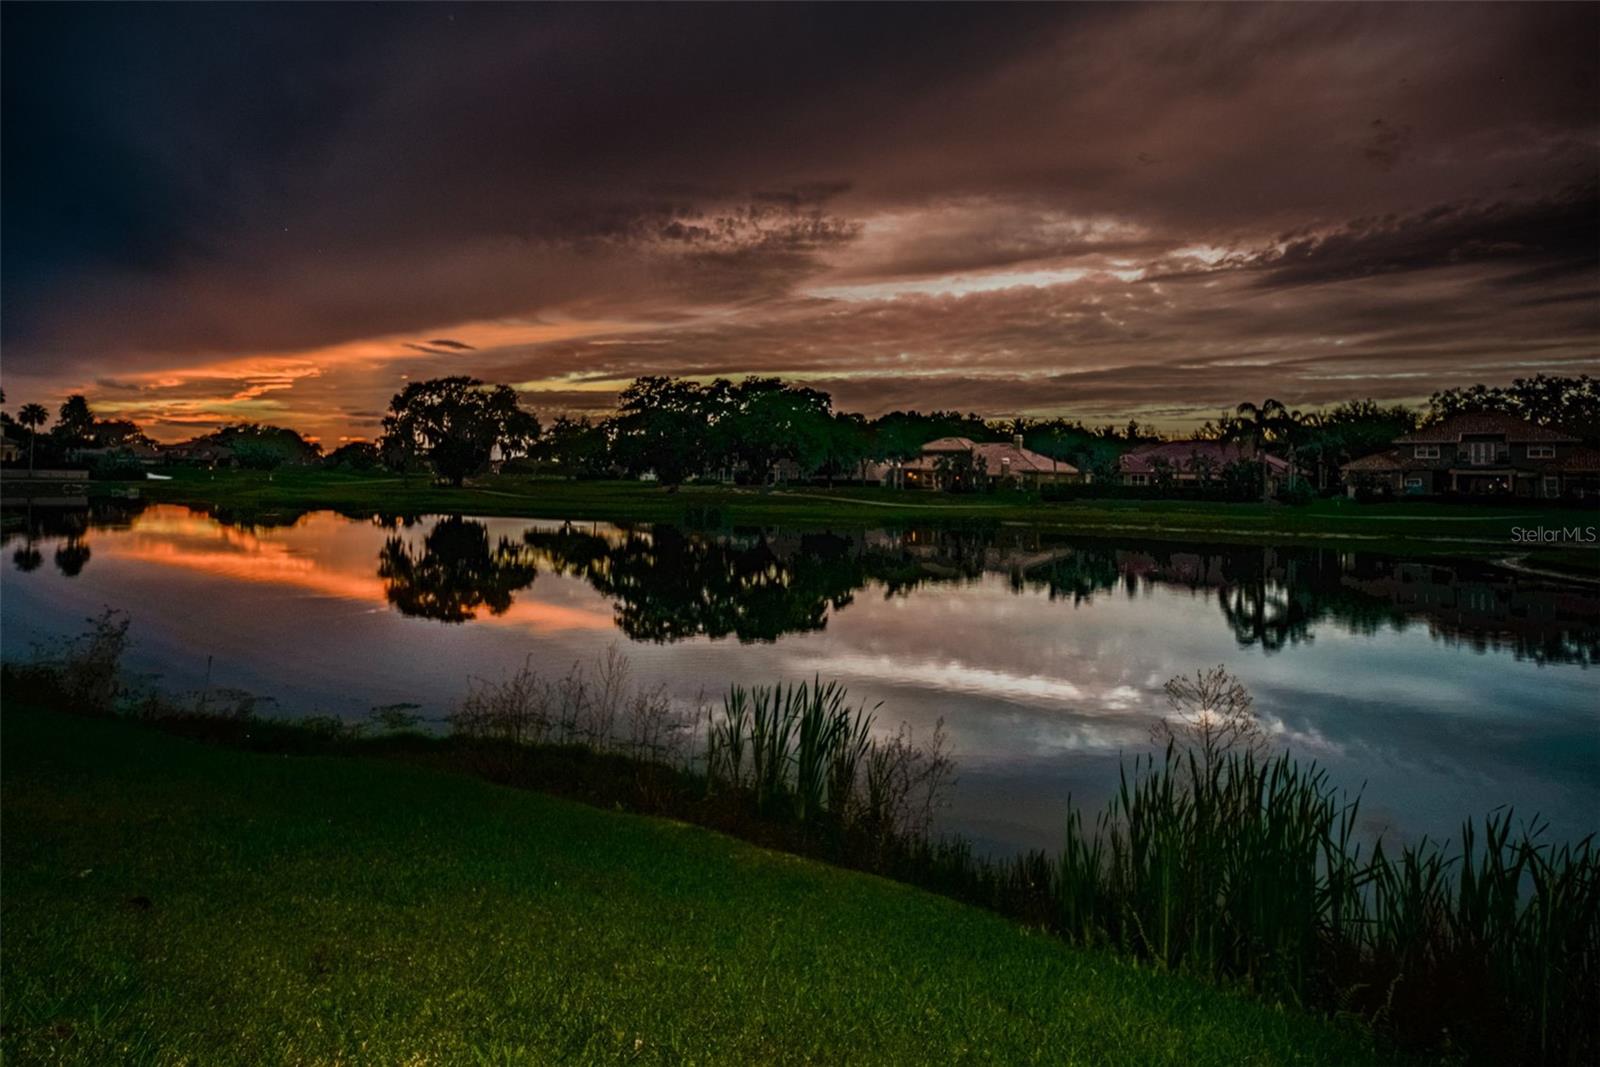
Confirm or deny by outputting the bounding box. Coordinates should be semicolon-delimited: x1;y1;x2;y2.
875;436;1079;490
1117;440;1291;492
0;437;19;464
1342;413;1600;500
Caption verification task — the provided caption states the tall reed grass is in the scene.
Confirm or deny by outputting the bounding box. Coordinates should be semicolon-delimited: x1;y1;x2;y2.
705;677;949;835
1044;747;1599;1063
450;647;692;764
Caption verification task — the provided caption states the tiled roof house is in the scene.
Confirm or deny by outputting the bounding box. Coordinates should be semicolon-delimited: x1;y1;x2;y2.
875;436;1079;490
1117;440;1290;489
1342;413;1598;499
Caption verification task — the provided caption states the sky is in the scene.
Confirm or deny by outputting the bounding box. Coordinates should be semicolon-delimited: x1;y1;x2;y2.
3;3;1597;443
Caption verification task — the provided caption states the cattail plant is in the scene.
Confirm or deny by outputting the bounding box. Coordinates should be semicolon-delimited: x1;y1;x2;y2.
1050;744;1599;1062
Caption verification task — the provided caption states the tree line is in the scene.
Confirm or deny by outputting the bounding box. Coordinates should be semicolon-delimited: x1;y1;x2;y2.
3;373;1595;488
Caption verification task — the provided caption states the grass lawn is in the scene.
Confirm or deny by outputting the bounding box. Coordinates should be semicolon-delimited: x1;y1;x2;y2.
1;710;1378;1065
97;466;1600;567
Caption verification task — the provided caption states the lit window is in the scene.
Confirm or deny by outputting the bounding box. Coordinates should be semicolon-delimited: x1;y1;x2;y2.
1404;477;1424;489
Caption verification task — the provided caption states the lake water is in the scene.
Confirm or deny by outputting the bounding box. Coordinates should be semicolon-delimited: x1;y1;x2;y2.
3;500;1596;855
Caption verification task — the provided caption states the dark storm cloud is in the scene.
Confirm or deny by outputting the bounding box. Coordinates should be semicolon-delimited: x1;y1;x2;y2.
3;3;1049;362
1247;185;1600;290
1;2;1595;439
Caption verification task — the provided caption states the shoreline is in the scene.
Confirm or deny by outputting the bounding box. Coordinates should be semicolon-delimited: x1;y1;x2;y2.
39;468;1599;574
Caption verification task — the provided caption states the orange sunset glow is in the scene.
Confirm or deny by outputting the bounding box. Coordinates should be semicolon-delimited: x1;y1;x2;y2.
103;507;616;631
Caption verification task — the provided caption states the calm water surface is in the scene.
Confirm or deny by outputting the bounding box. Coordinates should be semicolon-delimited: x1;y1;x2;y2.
3;501;1596;854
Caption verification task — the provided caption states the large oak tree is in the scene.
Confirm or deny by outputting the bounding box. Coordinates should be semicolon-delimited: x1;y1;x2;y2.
381;377;539;486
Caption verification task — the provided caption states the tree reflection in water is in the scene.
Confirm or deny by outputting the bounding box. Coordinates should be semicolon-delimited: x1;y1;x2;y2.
52;538;91;577
12;543;43;572
2;499;141;578
4;502;1594;666
522;523;1597;665
524;525;875;642
378;517;539;622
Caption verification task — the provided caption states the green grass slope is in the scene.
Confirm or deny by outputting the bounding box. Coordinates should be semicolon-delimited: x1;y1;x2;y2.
1;711;1376;1065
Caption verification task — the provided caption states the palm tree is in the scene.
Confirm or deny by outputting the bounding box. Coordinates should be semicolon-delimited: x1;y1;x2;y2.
17;403;49;474
1232;399;1290;502
1278;405;1306;493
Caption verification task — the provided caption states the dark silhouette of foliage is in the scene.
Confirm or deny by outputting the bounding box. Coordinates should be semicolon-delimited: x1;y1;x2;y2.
525;525;870;641
52;537;92;577
380;377;539;486
377;517;538;622
53;394;95;446
16;402;48;472
323;441;381;471
539;415;611;478
1429;373;1600;444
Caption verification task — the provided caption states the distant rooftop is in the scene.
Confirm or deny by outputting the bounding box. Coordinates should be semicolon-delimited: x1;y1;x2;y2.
1395;413;1579;444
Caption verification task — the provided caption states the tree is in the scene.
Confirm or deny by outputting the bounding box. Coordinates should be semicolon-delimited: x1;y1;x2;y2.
323;441;381;471
609;376;712;486
871;410;993;456
17;403;48;473
1187;448;1220;489
1231;399;1292;502
541;415;610;478
608;375;790;486
90;418;150;450
726;377;836;485
207;423;323;470
821;411;871;485
1299;400;1418;490
55;395;95;446
1429;374;1600;445
1220;457;1263;500
380;377;539;487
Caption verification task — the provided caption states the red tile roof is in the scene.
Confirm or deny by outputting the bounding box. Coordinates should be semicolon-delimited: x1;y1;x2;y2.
1547;447;1600;473
1395;413;1579;444
1342;450;1403;472
1119;440;1289;475
912;437;1078;475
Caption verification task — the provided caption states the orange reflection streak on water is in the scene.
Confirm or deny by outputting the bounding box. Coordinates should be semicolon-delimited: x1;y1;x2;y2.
101;506;616;633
